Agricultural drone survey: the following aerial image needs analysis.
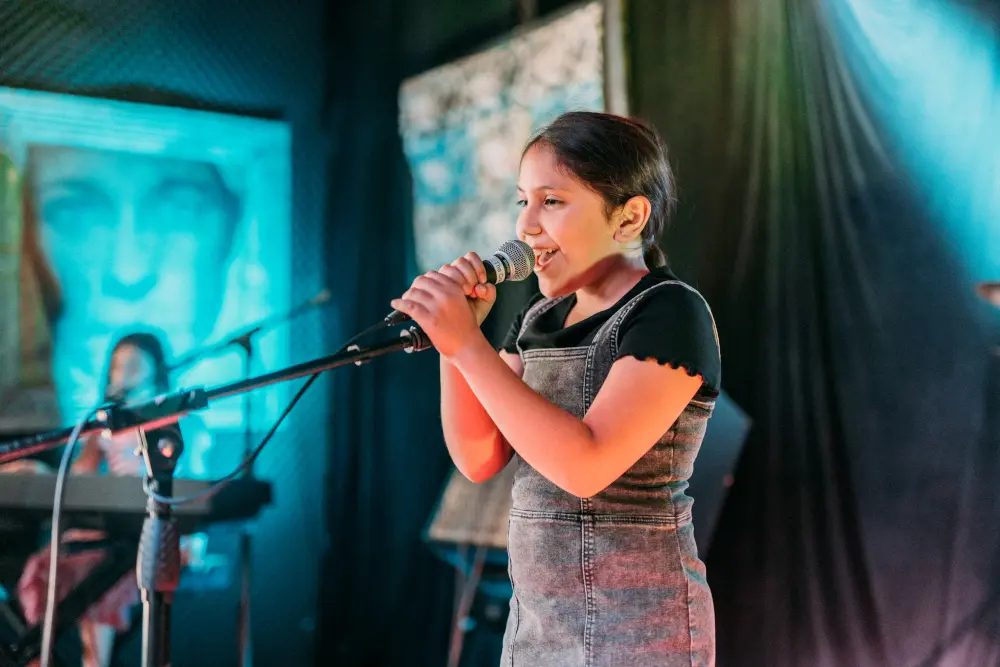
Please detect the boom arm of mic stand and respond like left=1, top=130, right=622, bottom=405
left=169, top=288, right=331, bottom=373
left=0, top=326, right=431, bottom=465
left=0, top=391, right=208, bottom=464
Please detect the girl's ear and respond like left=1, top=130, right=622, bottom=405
left=613, top=195, right=651, bottom=243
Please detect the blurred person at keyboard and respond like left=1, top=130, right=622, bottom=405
left=4, top=332, right=209, bottom=667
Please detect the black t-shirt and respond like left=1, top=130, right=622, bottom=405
left=500, top=267, right=721, bottom=392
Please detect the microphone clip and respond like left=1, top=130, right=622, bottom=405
left=400, top=326, right=432, bottom=353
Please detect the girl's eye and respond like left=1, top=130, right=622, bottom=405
left=516, top=197, right=562, bottom=207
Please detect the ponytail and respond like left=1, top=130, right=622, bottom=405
left=643, top=243, right=667, bottom=269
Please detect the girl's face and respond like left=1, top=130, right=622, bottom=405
left=515, top=144, right=622, bottom=299
left=108, top=343, right=158, bottom=401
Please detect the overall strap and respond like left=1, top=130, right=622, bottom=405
left=514, top=295, right=572, bottom=356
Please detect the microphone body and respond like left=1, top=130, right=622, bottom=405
left=385, top=240, right=534, bottom=326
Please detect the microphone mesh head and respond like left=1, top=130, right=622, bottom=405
left=498, top=239, right=535, bottom=282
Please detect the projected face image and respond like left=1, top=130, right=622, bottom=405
left=26, top=145, right=241, bottom=417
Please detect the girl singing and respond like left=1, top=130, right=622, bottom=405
left=391, top=111, right=720, bottom=666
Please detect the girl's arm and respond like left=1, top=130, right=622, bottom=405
left=440, top=350, right=522, bottom=482
left=448, top=337, right=701, bottom=498
left=391, top=260, right=701, bottom=497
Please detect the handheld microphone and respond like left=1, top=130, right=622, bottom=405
left=385, top=239, right=535, bottom=326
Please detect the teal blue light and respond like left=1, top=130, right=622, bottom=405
left=828, top=0, right=1000, bottom=281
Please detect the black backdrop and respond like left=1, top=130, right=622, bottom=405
left=630, top=2, right=1000, bottom=666
left=315, top=3, right=537, bottom=664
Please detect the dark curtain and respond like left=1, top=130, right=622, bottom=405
left=629, top=1, right=1000, bottom=666
left=316, top=1, right=478, bottom=664
left=316, top=7, right=449, bottom=667
left=315, top=1, right=540, bottom=664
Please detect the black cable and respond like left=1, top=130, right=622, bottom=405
left=144, top=318, right=392, bottom=506
left=339, top=319, right=391, bottom=352
left=144, top=372, right=319, bottom=505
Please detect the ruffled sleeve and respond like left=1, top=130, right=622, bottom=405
left=616, top=284, right=721, bottom=392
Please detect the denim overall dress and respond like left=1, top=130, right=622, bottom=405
left=500, top=281, right=718, bottom=667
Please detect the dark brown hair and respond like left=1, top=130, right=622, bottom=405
left=101, top=332, right=171, bottom=401
left=523, top=111, right=676, bottom=268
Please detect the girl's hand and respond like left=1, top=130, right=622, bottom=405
left=438, top=252, right=497, bottom=326
left=390, top=252, right=496, bottom=359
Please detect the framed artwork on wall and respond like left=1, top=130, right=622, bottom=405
left=399, top=0, right=625, bottom=273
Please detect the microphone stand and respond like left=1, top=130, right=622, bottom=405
left=169, top=288, right=329, bottom=667
left=237, top=336, right=254, bottom=667
left=169, top=289, right=331, bottom=374
left=0, top=325, right=431, bottom=667
left=137, top=422, right=184, bottom=667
